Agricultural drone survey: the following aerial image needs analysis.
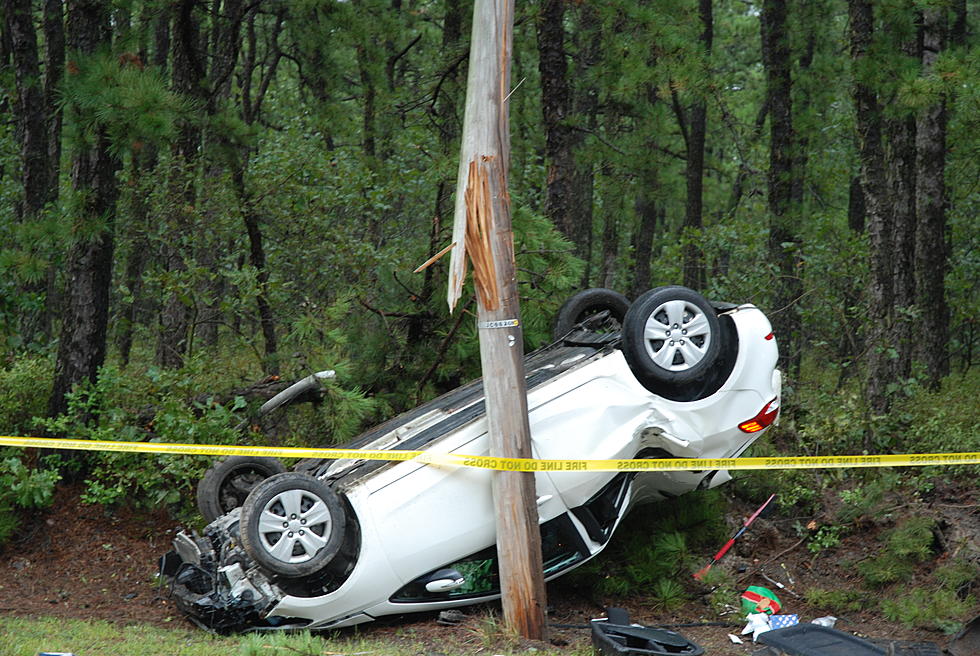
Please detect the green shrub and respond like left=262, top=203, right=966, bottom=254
left=0, top=455, right=60, bottom=546
left=805, top=587, right=865, bottom=614
left=38, top=364, right=243, bottom=512
left=0, top=356, right=52, bottom=435
left=881, top=588, right=975, bottom=633
left=563, top=490, right=726, bottom=601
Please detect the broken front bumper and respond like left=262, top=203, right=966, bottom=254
left=159, top=511, right=287, bottom=632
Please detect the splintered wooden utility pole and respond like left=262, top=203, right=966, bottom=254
left=445, top=0, right=548, bottom=641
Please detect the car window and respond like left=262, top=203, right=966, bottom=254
left=389, top=513, right=589, bottom=602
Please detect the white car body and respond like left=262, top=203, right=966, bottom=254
left=163, top=298, right=779, bottom=632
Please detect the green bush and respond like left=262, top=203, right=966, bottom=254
left=0, top=356, right=52, bottom=435
left=563, top=490, right=726, bottom=601
left=0, top=454, right=60, bottom=545
left=38, top=364, right=244, bottom=511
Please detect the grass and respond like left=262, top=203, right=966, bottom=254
left=0, top=615, right=590, bottom=656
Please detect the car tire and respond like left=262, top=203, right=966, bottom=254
left=621, top=286, right=725, bottom=397
left=197, top=456, right=287, bottom=523
left=240, top=472, right=346, bottom=578
left=553, top=288, right=631, bottom=340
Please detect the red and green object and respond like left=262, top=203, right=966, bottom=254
left=741, top=586, right=782, bottom=615
left=693, top=493, right=776, bottom=580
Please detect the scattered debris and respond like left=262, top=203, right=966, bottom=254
left=436, top=609, right=467, bottom=626
left=760, top=571, right=801, bottom=598
left=770, top=615, right=798, bottom=630
left=742, top=612, right=773, bottom=642
left=728, top=633, right=744, bottom=644
left=948, top=613, right=980, bottom=656
left=756, top=623, right=886, bottom=655
left=810, top=616, right=837, bottom=628
left=740, top=585, right=782, bottom=615
left=591, top=607, right=703, bottom=656
left=694, top=493, right=776, bottom=580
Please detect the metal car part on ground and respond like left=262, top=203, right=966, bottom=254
left=162, top=286, right=781, bottom=632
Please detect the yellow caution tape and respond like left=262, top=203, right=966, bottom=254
left=1, top=436, right=978, bottom=472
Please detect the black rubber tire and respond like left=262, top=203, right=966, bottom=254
left=197, top=456, right=287, bottom=523
left=240, top=472, right=346, bottom=578
left=553, top=288, right=631, bottom=340
left=621, top=286, right=723, bottom=395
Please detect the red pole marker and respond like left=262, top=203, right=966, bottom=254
left=694, top=493, right=776, bottom=580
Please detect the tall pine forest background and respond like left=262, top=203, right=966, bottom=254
left=0, top=0, right=977, bottom=517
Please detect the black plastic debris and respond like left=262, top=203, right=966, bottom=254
left=437, top=609, right=467, bottom=626
left=868, top=640, right=944, bottom=656
left=754, top=623, right=948, bottom=656
left=591, top=607, right=703, bottom=656
left=948, top=613, right=980, bottom=656
left=756, top=624, right=885, bottom=655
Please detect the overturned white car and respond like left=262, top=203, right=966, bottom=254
left=160, top=286, right=781, bottom=632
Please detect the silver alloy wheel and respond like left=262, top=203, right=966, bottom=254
left=642, top=299, right=712, bottom=372
left=256, top=488, right=333, bottom=564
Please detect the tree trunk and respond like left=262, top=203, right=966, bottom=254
left=157, top=0, right=204, bottom=369
left=682, top=0, right=711, bottom=292
left=914, top=6, right=949, bottom=388
left=119, top=6, right=168, bottom=366
left=537, top=0, right=577, bottom=251
left=761, top=0, right=801, bottom=378
left=884, top=110, right=916, bottom=382
left=8, top=0, right=58, bottom=343
left=48, top=0, right=119, bottom=418
left=8, top=0, right=49, bottom=221
left=630, top=185, right=661, bottom=301
left=849, top=0, right=892, bottom=418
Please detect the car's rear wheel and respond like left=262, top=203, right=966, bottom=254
left=553, top=288, right=631, bottom=340
left=622, top=286, right=725, bottom=398
left=240, top=472, right=346, bottom=578
left=197, top=456, right=287, bottom=523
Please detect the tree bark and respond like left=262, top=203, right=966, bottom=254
left=630, top=186, right=661, bottom=301
left=8, top=0, right=59, bottom=343
left=8, top=0, right=49, bottom=221
left=849, top=0, right=892, bottom=417
left=914, top=7, right=949, bottom=387
left=48, top=0, right=120, bottom=418
left=537, top=0, right=594, bottom=272
left=157, top=0, right=204, bottom=369
left=761, top=0, right=801, bottom=378
left=682, top=0, right=712, bottom=292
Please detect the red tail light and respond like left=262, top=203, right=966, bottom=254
left=739, top=398, right=780, bottom=433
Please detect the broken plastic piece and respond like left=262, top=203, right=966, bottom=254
left=592, top=607, right=704, bottom=655
left=742, top=612, right=772, bottom=641
left=810, top=615, right=837, bottom=628
left=758, top=624, right=885, bottom=655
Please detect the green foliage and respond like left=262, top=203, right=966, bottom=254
left=0, top=455, right=61, bottom=546
left=700, top=567, right=740, bottom=616
left=881, top=588, right=976, bottom=633
left=38, top=364, right=242, bottom=510
left=0, top=357, right=53, bottom=434
left=807, top=524, right=847, bottom=554
left=60, top=50, right=193, bottom=157
left=857, top=516, right=936, bottom=587
left=805, top=587, right=866, bottom=614
left=564, top=490, right=726, bottom=601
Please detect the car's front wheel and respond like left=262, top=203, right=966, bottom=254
left=197, top=456, right=287, bottom=523
left=621, top=286, right=725, bottom=398
left=553, top=288, right=631, bottom=341
left=240, top=472, right=347, bottom=578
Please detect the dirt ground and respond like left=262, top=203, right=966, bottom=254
left=0, top=483, right=976, bottom=655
